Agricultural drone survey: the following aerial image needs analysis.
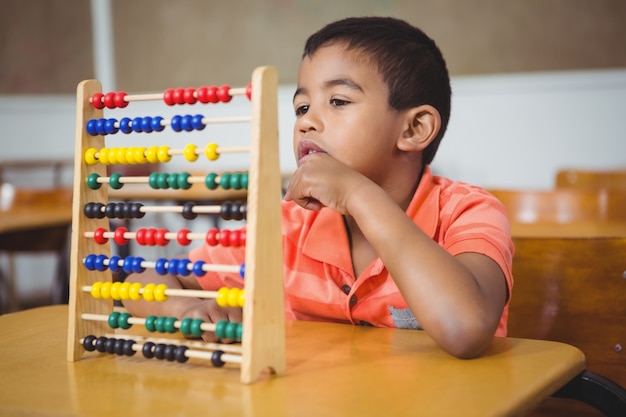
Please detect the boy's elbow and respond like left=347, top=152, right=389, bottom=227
left=436, top=321, right=496, bottom=359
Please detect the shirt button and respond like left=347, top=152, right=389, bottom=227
left=341, top=285, right=351, bottom=295
left=349, top=295, right=358, bottom=307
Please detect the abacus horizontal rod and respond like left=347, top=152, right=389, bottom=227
left=123, top=87, right=248, bottom=103
left=80, top=282, right=242, bottom=299
left=110, top=333, right=244, bottom=354
left=81, top=312, right=225, bottom=334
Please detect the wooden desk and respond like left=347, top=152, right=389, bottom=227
left=510, top=221, right=626, bottom=238
left=0, top=305, right=585, bottom=417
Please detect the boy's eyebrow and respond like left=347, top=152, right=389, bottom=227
left=293, top=78, right=364, bottom=102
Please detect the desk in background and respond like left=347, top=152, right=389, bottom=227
left=0, top=305, right=586, bottom=417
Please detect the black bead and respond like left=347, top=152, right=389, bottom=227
left=182, top=202, right=197, bottom=220
left=142, top=342, right=155, bottom=359
left=154, top=343, right=167, bottom=360
left=105, top=203, right=116, bottom=218
left=123, top=340, right=136, bottom=356
left=164, top=344, right=177, bottom=361
left=83, top=335, right=97, bottom=352
left=174, top=346, right=189, bottom=363
left=211, top=350, right=226, bottom=368
left=220, top=202, right=231, bottom=220
left=95, top=336, right=108, bottom=353
left=104, top=337, right=116, bottom=354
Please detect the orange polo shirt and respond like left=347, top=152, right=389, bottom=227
left=190, top=166, right=514, bottom=336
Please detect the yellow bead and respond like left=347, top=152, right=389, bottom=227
left=100, top=282, right=112, bottom=299
left=98, top=147, right=109, bottom=165
left=216, top=287, right=229, bottom=307
left=135, top=147, right=147, bottom=164
left=116, top=147, right=128, bottom=165
left=145, top=146, right=159, bottom=163
left=183, top=144, right=199, bottom=162
left=109, top=282, right=121, bottom=300
left=142, top=283, right=156, bottom=302
left=205, top=143, right=220, bottom=161
left=227, top=288, right=240, bottom=307
left=157, top=146, right=172, bottom=163
left=238, top=290, right=245, bottom=308
left=118, top=282, right=131, bottom=300
left=128, top=282, right=143, bottom=301
left=90, top=281, right=102, bottom=299
left=84, top=148, right=98, bottom=165
left=125, top=147, right=136, bottom=164
left=153, top=283, right=169, bottom=302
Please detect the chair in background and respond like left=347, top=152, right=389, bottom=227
left=555, top=168, right=626, bottom=190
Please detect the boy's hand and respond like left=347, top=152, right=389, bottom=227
left=178, top=299, right=243, bottom=343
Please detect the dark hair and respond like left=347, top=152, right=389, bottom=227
left=303, top=16, right=451, bottom=165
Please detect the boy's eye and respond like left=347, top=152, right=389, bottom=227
left=294, top=104, right=309, bottom=116
left=330, top=98, right=349, bottom=107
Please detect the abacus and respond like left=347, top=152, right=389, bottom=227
left=66, top=66, right=285, bottom=384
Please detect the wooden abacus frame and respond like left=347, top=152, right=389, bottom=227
left=66, top=66, right=285, bottom=384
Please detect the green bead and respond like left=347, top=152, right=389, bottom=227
left=205, top=173, right=218, bottom=190
left=190, top=318, right=204, bottom=337
left=107, top=311, right=120, bottom=329
left=154, top=316, right=166, bottom=333
left=109, top=172, right=123, bottom=189
left=167, top=173, right=179, bottom=189
left=230, top=172, right=241, bottom=190
left=225, top=322, right=238, bottom=340
left=241, top=172, right=249, bottom=189
left=156, top=173, right=169, bottom=189
left=236, top=323, right=243, bottom=341
left=148, top=172, right=159, bottom=189
left=220, top=172, right=231, bottom=190
left=117, top=312, right=132, bottom=329
left=180, top=317, right=192, bottom=335
left=215, top=320, right=227, bottom=339
left=145, top=315, right=157, bottom=332
left=86, top=173, right=101, bottom=190
left=164, top=316, right=177, bottom=333
left=177, top=172, right=191, bottom=190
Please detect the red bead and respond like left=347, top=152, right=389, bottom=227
left=216, top=85, right=232, bottom=102
left=183, top=88, right=197, bottom=104
left=93, top=227, right=108, bottom=244
left=206, top=228, right=219, bottom=246
left=245, top=83, right=252, bottom=100
left=135, top=228, right=147, bottom=245
left=91, top=93, right=104, bottom=109
left=114, top=91, right=128, bottom=108
left=196, top=86, right=209, bottom=103
left=219, top=229, right=231, bottom=247
left=206, top=86, right=218, bottom=103
left=144, top=228, right=156, bottom=246
left=236, top=228, right=246, bottom=246
left=173, top=88, right=185, bottom=105
left=155, top=228, right=169, bottom=246
left=163, top=88, right=175, bottom=106
left=113, top=227, right=129, bottom=245
left=103, top=92, right=116, bottom=109
left=177, top=228, right=192, bottom=246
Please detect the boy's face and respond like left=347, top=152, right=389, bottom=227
left=292, top=43, right=410, bottom=186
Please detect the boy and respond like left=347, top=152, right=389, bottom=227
left=124, top=16, right=514, bottom=359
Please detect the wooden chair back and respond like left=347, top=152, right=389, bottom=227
left=508, top=236, right=626, bottom=390
left=555, top=169, right=626, bottom=190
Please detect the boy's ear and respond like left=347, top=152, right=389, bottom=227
left=397, top=105, right=441, bottom=152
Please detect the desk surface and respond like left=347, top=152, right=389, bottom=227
left=0, top=305, right=585, bottom=417
left=0, top=188, right=73, bottom=234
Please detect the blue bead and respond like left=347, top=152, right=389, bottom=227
left=132, top=257, right=145, bottom=273
left=131, top=117, right=143, bottom=133
left=239, top=263, right=245, bottom=278
left=95, top=119, right=107, bottom=136
left=86, top=119, right=98, bottom=136
left=181, top=115, right=193, bottom=131
left=141, top=117, right=153, bottom=133
left=84, top=254, right=96, bottom=270
left=155, top=258, right=168, bottom=275
left=191, top=114, right=205, bottom=130
left=177, top=259, right=191, bottom=276
left=167, top=259, right=179, bottom=275
left=171, top=115, right=182, bottom=132
left=105, top=118, right=119, bottom=134
left=192, top=261, right=206, bottom=277
left=122, top=256, right=134, bottom=273
left=108, top=255, right=121, bottom=272
left=151, top=116, right=164, bottom=132
left=119, top=117, right=132, bottom=133
left=95, top=254, right=108, bottom=271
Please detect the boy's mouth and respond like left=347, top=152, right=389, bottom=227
left=297, top=140, right=327, bottom=164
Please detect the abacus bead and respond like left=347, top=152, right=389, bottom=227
left=103, top=92, right=116, bottom=109
left=171, top=115, right=182, bottom=131
left=232, top=203, right=245, bottom=220
left=104, top=118, right=118, bottom=134
left=225, top=322, right=238, bottom=340
left=192, top=260, right=206, bottom=277
left=191, top=114, right=204, bottom=130
left=143, top=283, right=155, bottom=301
left=151, top=116, right=165, bottom=132
left=230, top=172, right=242, bottom=190
left=207, top=86, right=219, bottom=103
left=183, top=144, right=198, bottom=162
left=153, top=283, right=168, bottom=302
left=219, top=229, right=231, bottom=246
left=184, top=87, right=196, bottom=104
left=241, top=172, right=249, bottom=189
left=95, top=254, right=108, bottom=271
left=145, top=228, right=157, bottom=245
left=125, top=147, right=137, bottom=164
left=156, top=173, right=169, bottom=189
left=154, top=258, right=168, bottom=275
left=131, top=117, right=143, bottom=133
left=109, top=282, right=122, bottom=300
left=205, top=143, right=219, bottom=161
left=114, top=202, right=126, bottom=219
left=135, top=228, right=146, bottom=245
left=118, top=312, right=132, bottom=329
left=95, top=336, right=108, bottom=352
left=154, top=344, right=166, bottom=360
left=239, top=263, right=245, bottom=279
left=122, top=256, right=134, bottom=273
left=180, top=318, right=192, bottom=336
left=114, top=91, right=128, bottom=108
left=83, top=335, right=97, bottom=351
left=166, top=259, right=179, bottom=275
left=84, top=148, right=98, bottom=165
left=132, top=202, right=145, bottom=218
left=236, top=323, right=243, bottom=340
left=164, top=344, right=177, bottom=361
left=155, top=228, right=169, bottom=246
left=114, top=339, right=125, bottom=355
left=123, top=339, right=136, bottom=356
left=236, top=229, right=246, bottom=246
left=145, top=146, right=159, bottom=163
left=220, top=202, right=231, bottom=220
left=104, top=203, right=115, bottom=218
left=154, top=316, right=166, bottom=333
left=238, top=289, right=245, bottom=308
left=86, top=120, right=98, bottom=136
left=148, top=172, right=159, bottom=189
left=118, top=281, right=131, bottom=299
left=173, top=88, right=185, bottom=105
left=157, top=146, right=172, bottom=163
left=190, top=318, right=204, bottom=337
left=206, top=229, right=218, bottom=246
left=87, top=173, right=101, bottom=190
left=216, top=287, right=229, bottom=307
left=108, top=255, right=122, bottom=272
left=90, top=281, right=102, bottom=298
left=245, top=83, right=252, bottom=100
left=215, top=320, right=227, bottom=339
left=129, top=282, right=143, bottom=300
left=174, top=346, right=189, bottom=363
left=196, top=86, right=209, bottom=103
left=131, top=256, right=146, bottom=273
left=167, top=173, right=179, bottom=189
left=84, top=254, right=96, bottom=270
left=142, top=341, right=156, bottom=358
left=181, top=115, right=193, bottom=131
left=182, top=202, right=197, bottom=220
left=205, top=173, right=218, bottom=190
left=178, top=172, right=191, bottom=189
left=108, top=311, right=120, bottom=329
left=177, top=228, right=191, bottom=245
left=95, top=119, right=107, bottom=135
left=99, top=282, right=112, bottom=299
left=227, top=288, right=240, bottom=307
left=177, top=259, right=191, bottom=276
left=109, top=172, right=123, bottom=189
left=113, top=227, right=129, bottom=245
left=220, top=173, right=231, bottom=190
left=91, top=92, right=104, bottom=109
left=217, top=85, right=232, bottom=102
left=145, top=315, right=157, bottom=332
left=93, top=227, right=108, bottom=244
left=163, top=88, right=175, bottom=106
left=119, top=117, right=133, bottom=133
left=211, top=350, right=226, bottom=368
left=164, top=316, right=177, bottom=333
left=115, top=148, right=128, bottom=165
left=140, top=117, right=153, bottom=133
